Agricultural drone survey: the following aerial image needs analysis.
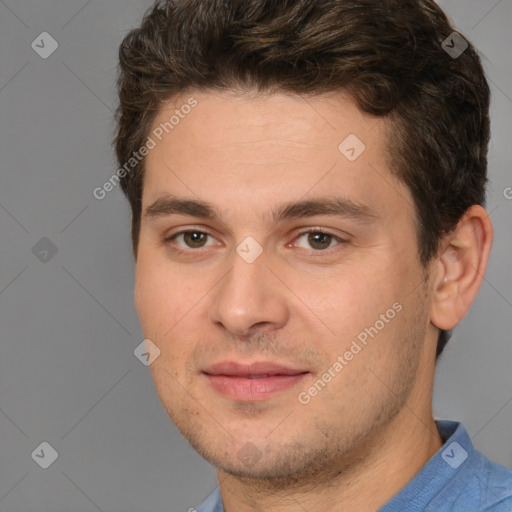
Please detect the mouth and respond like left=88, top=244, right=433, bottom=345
left=202, top=361, right=310, bottom=401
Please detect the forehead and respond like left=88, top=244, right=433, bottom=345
left=142, top=90, right=410, bottom=225
left=149, top=89, right=376, bottom=152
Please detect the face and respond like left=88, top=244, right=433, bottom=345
left=134, top=90, right=437, bottom=485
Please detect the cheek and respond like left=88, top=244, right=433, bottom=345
left=134, top=257, right=205, bottom=355
left=134, top=261, right=155, bottom=329
left=134, top=256, right=174, bottom=332
left=133, top=275, right=145, bottom=321
left=309, top=268, right=409, bottom=365
left=302, top=265, right=391, bottom=326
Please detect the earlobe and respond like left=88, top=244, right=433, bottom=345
left=430, top=205, right=493, bottom=331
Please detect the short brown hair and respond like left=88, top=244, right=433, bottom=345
left=113, top=0, right=490, bottom=358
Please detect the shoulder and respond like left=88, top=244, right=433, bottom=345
left=392, top=420, right=512, bottom=512
left=195, top=486, right=223, bottom=512
left=474, top=452, right=512, bottom=511
left=429, top=447, right=512, bottom=511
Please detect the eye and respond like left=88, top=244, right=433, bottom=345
left=163, top=228, right=347, bottom=254
left=293, top=230, right=346, bottom=251
left=165, top=230, right=219, bottom=250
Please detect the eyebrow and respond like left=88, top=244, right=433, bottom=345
left=143, top=194, right=377, bottom=225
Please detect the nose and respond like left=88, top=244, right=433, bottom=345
left=209, top=247, right=290, bottom=337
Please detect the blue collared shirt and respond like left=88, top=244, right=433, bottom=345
left=196, top=420, right=512, bottom=512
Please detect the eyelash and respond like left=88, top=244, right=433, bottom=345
left=163, top=228, right=348, bottom=254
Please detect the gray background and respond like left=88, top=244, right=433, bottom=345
left=0, top=0, right=510, bottom=511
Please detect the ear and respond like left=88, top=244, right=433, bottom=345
left=430, top=205, right=493, bottom=331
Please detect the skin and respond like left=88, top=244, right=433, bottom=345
left=134, top=90, right=493, bottom=512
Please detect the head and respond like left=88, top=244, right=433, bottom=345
left=113, top=0, right=492, bottom=485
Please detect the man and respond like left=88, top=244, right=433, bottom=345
left=113, top=0, right=512, bottom=510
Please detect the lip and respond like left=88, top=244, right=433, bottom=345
left=203, top=361, right=310, bottom=401
left=203, top=361, right=308, bottom=377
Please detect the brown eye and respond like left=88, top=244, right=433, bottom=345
left=182, top=231, right=208, bottom=248
left=165, top=230, right=216, bottom=250
left=294, top=230, right=344, bottom=251
left=307, top=232, right=333, bottom=250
